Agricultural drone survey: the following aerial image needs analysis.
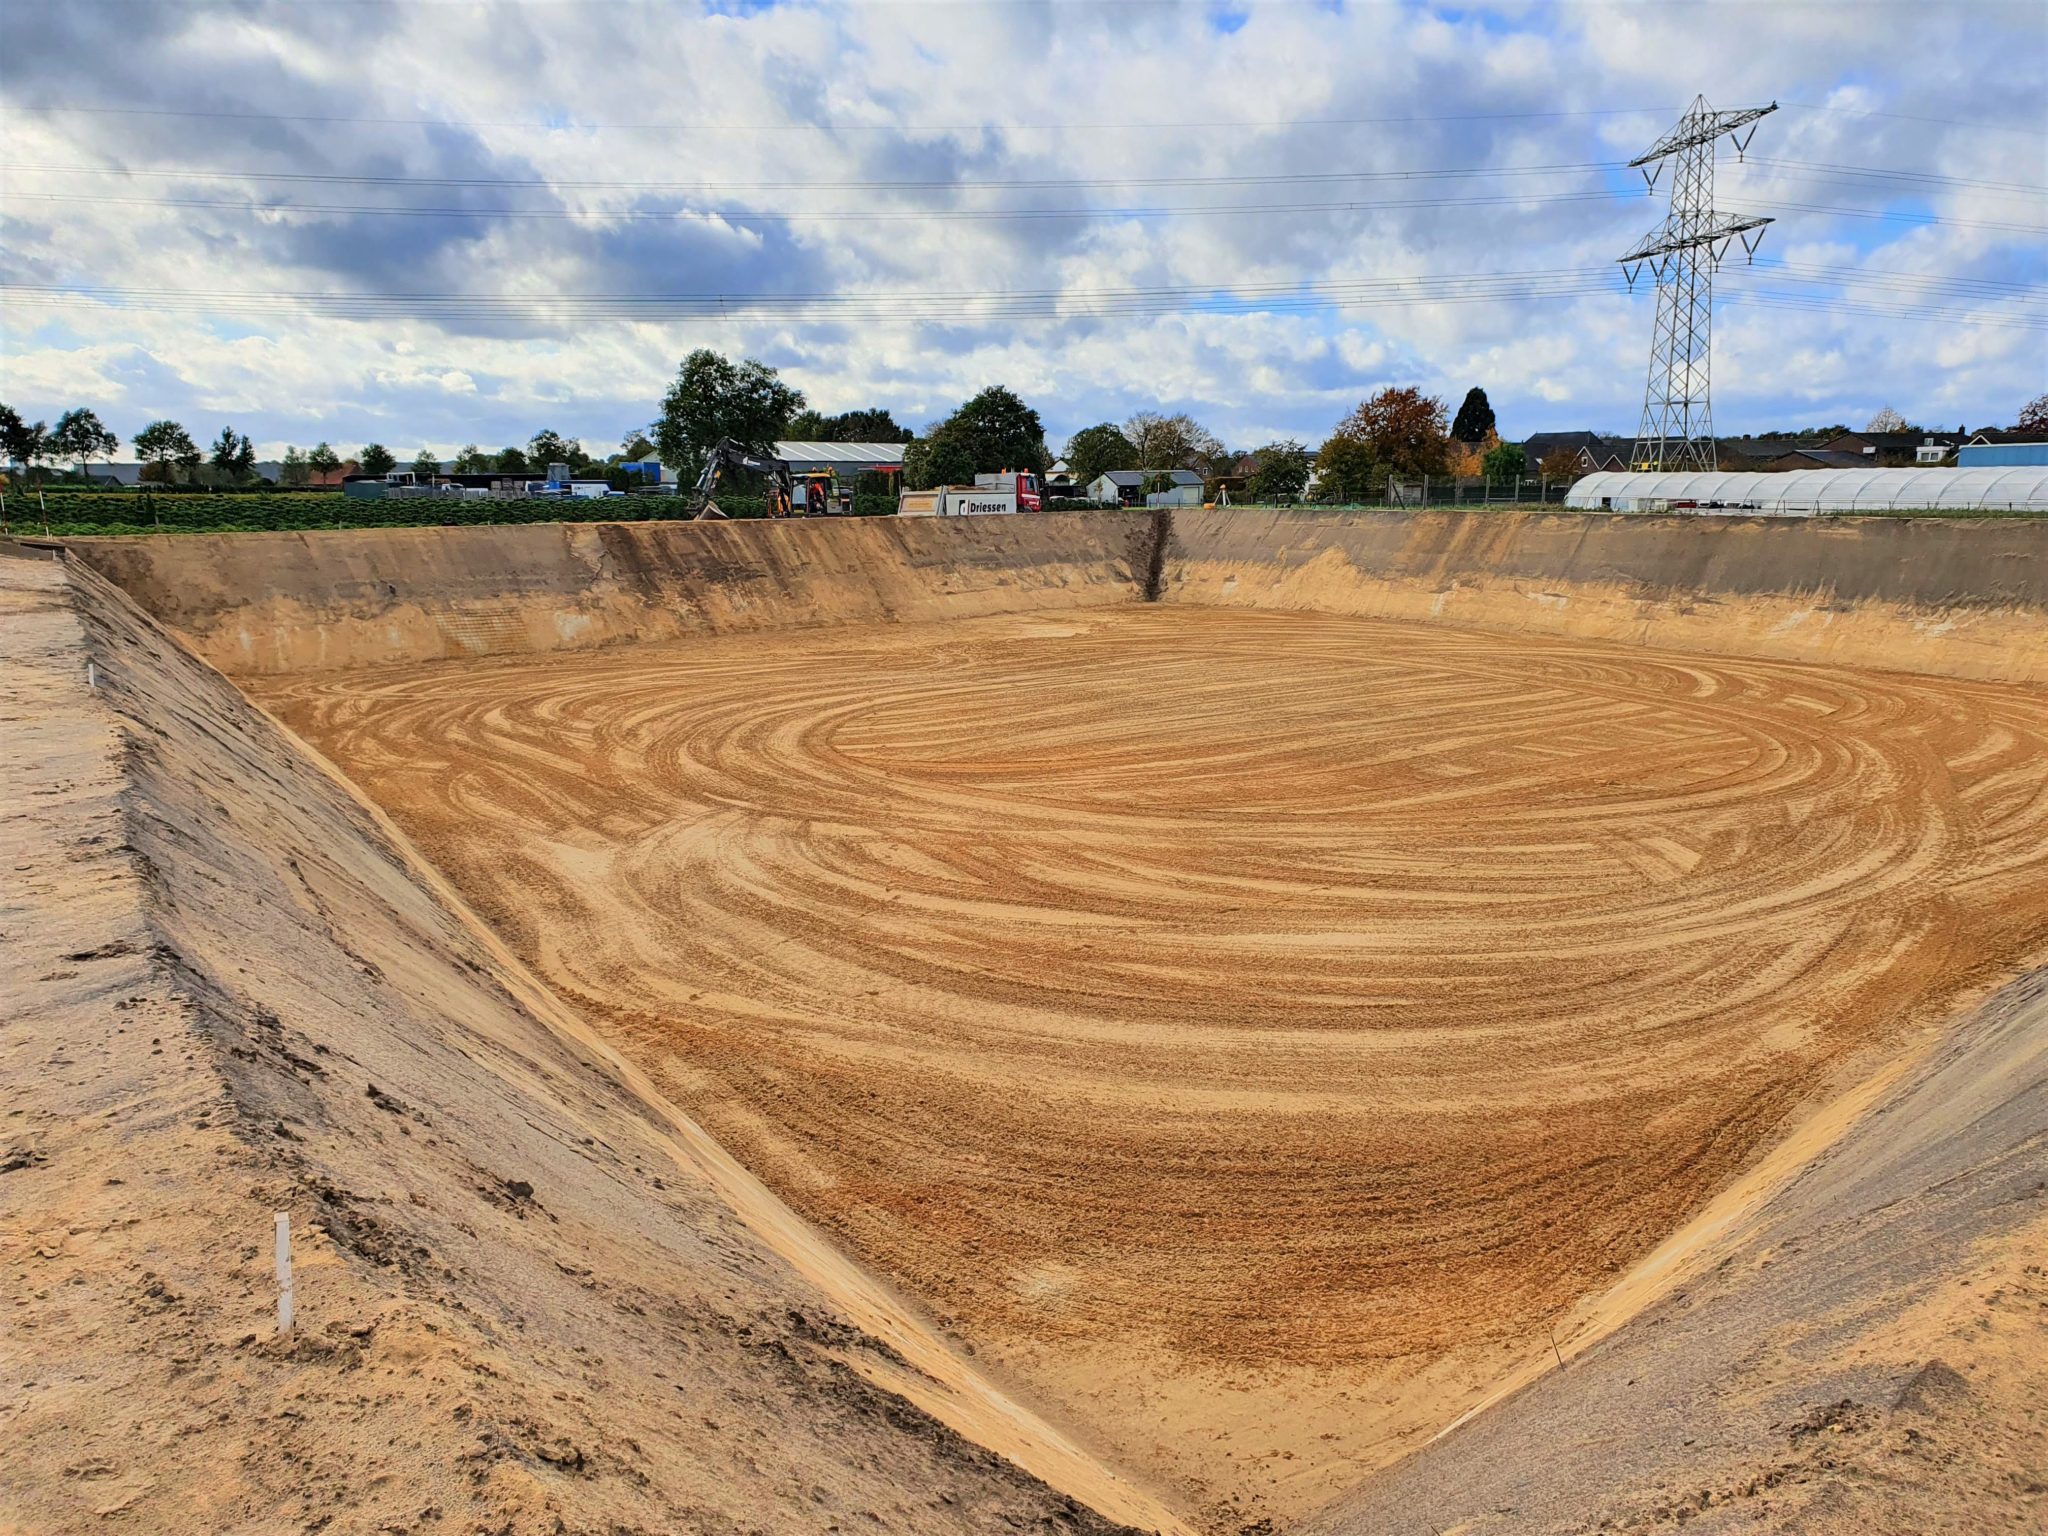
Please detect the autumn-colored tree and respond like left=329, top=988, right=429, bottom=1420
left=1333, top=387, right=1451, bottom=477
left=2017, top=393, right=2048, bottom=433
left=1537, top=447, right=1584, bottom=483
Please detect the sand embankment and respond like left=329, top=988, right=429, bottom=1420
left=35, top=512, right=1156, bottom=675
left=37, top=508, right=2048, bottom=683
left=1163, top=508, right=2048, bottom=683
left=0, top=551, right=1184, bottom=1536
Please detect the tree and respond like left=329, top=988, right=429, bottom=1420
left=1333, top=387, right=1451, bottom=477
left=528, top=429, right=590, bottom=472
left=211, top=425, right=257, bottom=483
left=785, top=406, right=912, bottom=443
left=1481, top=441, right=1527, bottom=480
left=654, top=349, right=805, bottom=484
left=451, top=443, right=492, bottom=474
left=904, top=386, right=1048, bottom=489
left=492, top=446, right=530, bottom=475
left=0, top=403, right=51, bottom=481
left=1062, top=422, right=1138, bottom=487
left=0, top=403, right=23, bottom=469
left=1866, top=406, right=1909, bottom=432
left=1451, top=387, right=1496, bottom=446
left=280, top=445, right=309, bottom=486
left=617, top=431, right=656, bottom=461
left=1537, top=447, right=1584, bottom=483
left=134, top=419, right=199, bottom=483
left=2017, top=394, right=2048, bottom=433
left=1124, top=410, right=1224, bottom=474
left=1311, top=435, right=1378, bottom=502
left=410, top=448, right=442, bottom=480
left=1245, top=440, right=1312, bottom=503
left=307, top=442, right=341, bottom=481
left=53, top=408, right=119, bottom=482
left=358, top=443, right=396, bottom=478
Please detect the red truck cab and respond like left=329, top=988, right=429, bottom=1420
left=975, top=471, right=1042, bottom=512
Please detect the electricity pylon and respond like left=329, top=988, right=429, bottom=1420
left=1620, top=97, right=1777, bottom=472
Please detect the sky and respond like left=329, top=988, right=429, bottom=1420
left=1, top=0, right=2044, bottom=462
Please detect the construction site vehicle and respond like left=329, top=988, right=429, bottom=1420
left=899, top=484, right=1018, bottom=517
left=688, top=438, right=796, bottom=520
left=975, top=470, right=1043, bottom=512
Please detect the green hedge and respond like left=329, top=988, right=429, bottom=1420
left=2, top=489, right=907, bottom=537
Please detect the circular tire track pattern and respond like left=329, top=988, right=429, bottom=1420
left=260, top=607, right=2048, bottom=1517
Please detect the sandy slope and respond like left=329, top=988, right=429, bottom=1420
left=1306, top=964, right=2048, bottom=1535
left=256, top=605, right=2048, bottom=1529
left=1, top=555, right=1180, bottom=1535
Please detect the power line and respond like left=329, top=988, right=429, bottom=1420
left=9, top=155, right=2038, bottom=197
left=11, top=187, right=2041, bottom=234
left=6, top=264, right=2036, bottom=329
left=2, top=99, right=1684, bottom=135
left=0, top=187, right=1662, bottom=222
left=1, top=158, right=1629, bottom=192
left=1778, top=100, right=2046, bottom=136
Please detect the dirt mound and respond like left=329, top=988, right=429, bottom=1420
left=1, top=554, right=1182, bottom=1535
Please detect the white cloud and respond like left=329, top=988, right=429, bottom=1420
left=1, top=0, right=2042, bottom=458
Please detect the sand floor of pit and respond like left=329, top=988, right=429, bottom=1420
left=255, top=606, right=2048, bottom=1529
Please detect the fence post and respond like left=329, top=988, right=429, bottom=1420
left=1422, top=474, right=1428, bottom=506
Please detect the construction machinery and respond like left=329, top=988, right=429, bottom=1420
left=688, top=438, right=797, bottom=520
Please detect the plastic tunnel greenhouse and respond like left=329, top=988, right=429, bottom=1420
left=1564, top=466, right=2048, bottom=515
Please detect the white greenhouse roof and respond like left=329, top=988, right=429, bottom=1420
left=774, top=441, right=910, bottom=467
left=1565, top=466, right=2048, bottom=515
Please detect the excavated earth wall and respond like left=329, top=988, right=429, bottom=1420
left=33, top=507, right=2048, bottom=682
left=1161, top=508, right=2048, bottom=684
left=27, top=512, right=1157, bottom=675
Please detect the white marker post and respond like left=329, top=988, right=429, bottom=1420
left=274, top=1211, right=294, bottom=1333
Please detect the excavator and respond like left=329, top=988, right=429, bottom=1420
left=686, top=438, right=797, bottom=521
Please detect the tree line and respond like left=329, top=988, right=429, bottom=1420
left=644, top=353, right=1546, bottom=502
left=18, top=369, right=2039, bottom=502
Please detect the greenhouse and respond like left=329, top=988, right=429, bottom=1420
left=1565, top=466, right=2048, bottom=515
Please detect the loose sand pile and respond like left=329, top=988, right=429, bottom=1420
left=256, top=604, right=2048, bottom=1528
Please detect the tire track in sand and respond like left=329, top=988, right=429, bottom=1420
left=255, top=606, right=2048, bottom=1528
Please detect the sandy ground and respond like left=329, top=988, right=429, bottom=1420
left=1308, top=960, right=2048, bottom=1535
left=3, top=556, right=1178, bottom=1535
left=255, top=605, right=2048, bottom=1530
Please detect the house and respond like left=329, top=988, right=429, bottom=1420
left=1821, top=430, right=1966, bottom=466
left=1756, top=449, right=1871, bottom=472
left=1717, top=438, right=1836, bottom=467
left=1959, top=428, right=2048, bottom=468
left=1087, top=468, right=1204, bottom=507
left=1521, top=432, right=1628, bottom=474
left=1044, top=457, right=1078, bottom=490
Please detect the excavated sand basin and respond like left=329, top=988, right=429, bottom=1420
left=13, top=509, right=2048, bottom=1534
left=251, top=603, right=2048, bottom=1525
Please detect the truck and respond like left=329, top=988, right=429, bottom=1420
left=975, top=470, right=1043, bottom=513
left=896, top=484, right=1018, bottom=517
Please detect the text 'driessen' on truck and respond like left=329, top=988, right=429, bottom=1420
left=898, top=470, right=1043, bottom=517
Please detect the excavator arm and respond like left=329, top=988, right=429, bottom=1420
left=688, top=438, right=796, bottom=521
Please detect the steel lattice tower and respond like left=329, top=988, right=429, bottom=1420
left=1621, top=96, right=1777, bottom=471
